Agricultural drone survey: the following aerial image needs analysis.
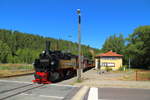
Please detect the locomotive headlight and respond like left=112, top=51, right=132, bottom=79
left=51, top=61, right=55, bottom=65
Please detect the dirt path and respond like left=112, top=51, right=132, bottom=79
left=59, top=69, right=150, bottom=89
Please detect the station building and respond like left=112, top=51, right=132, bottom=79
left=95, top=51, right=123, bottom=71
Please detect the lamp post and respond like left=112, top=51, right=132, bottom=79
left=68, top=35, right=72, bottom=52
left=129, top=57, right=131, bottom=70
left=77, top=9, right=81, bottom=81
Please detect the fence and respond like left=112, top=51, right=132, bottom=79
left=135, top=70, right=150, bottom=81
left=0, top=64, right=34, bottom=77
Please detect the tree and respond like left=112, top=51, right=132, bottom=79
left=126, top=26, right=150, bottom=68
left=102, top=34, right=125, bottom=54
left=14, top=49, right=40, bottom=63
left=0, top=29, right=99, bottom=63
left=0, top=40, right=11, bottom=63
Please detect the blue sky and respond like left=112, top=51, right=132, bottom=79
left=0, top=0, right=150, bottom=49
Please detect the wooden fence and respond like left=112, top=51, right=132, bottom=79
left=135, top=70, right=150, bottom=81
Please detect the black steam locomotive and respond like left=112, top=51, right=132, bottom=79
left=32, top=41, right=77, bottom=84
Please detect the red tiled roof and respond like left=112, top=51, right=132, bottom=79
left=96, top=51, right=123, bottom=57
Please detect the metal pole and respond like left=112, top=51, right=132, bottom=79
left=68, top=35, right=72, bottom=52
left=136, top=70, right=138, bottom=81
left=77, top=9, right=81, bottom=81
left=129, top=57, right=130, bottom=70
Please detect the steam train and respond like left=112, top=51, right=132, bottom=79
left=32, top=41, right=94, bottom=84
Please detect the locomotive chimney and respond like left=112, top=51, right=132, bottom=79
left=46, top=40, right=50, bottom=51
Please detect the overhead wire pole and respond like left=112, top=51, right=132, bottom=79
left=68, top=35, right=72, bottom=52
left=77, top=9, right=81, bottom=81
left=129, top=57, right=131, bottom=70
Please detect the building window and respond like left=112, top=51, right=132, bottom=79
left=101, top=62, right=115, bottom=67
left=107, top=62, right=115, bottom=67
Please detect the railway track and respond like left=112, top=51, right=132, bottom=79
left=0, top=83, right=45, bottom=100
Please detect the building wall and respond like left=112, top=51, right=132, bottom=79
left=95, top=57, right=122, bottom=70
left=95, top=59, right=99, bottom=69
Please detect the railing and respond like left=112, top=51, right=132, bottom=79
left=135, top=70, right=150, bottom=81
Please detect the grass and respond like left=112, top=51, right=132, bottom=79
left=69, top=78, right=84, bottom=85
left=76, top=79, right=83, bottom=83
left=0, top=64, right=33, bottom=70
left=0, top=64, right=34, bottom=77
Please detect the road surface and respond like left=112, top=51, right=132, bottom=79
left=98, top=87, right=150, bottom=100
left=0, top=75, right=150, bottom=100
left=0, top=80, right=79, bottom=100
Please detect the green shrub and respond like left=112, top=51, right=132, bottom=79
left=119, top=65, right=128, bottom=71
left=106, top=67, right=112, bottom=72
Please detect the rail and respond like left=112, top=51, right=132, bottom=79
left=0, top=83, right=44, bottom=100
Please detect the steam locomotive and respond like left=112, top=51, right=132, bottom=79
left=32, top=41, right=94, bottom=84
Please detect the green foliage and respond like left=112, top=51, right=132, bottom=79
left=0, top=29, right=99, bottom=64
left=0, top=40, right=11, bottom=63
left=13, top=49, right=39, bottom=63
left=105, top=67, right=112, bottom=72
left=76, top=79, right=82, bottom=83
left=118, top=65, right=128, bottom=71
left=101, top=26, right=150, bottom=69
left=126, top=26, right=150, bottom=68
left=102, top=34, right=125, bottom=54
left=101, top=34, right=127, bottom=64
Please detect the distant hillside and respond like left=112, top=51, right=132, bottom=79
left=0, top=29, right=99, bottom=63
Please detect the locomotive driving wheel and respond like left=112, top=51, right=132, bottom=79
left=49, top=71, right=61, bottom=82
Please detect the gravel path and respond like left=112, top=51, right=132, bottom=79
left=59, top=69, right=150, bottom=89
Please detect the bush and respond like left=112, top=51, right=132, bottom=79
left=119, top=65, right=128, bottom=71
left=106, top=67, right=112, bottom=72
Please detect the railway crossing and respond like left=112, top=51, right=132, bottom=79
left=0, top=79, right=150, bottom=100
left=0, top=80, right=78, bottom=100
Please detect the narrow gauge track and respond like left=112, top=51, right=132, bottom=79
left=0, top=83, right=45, bottom=100
left=0, top=84, right=33, bottom=94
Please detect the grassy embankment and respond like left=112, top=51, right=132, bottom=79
left=0, top=64, right=34, bottom=77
